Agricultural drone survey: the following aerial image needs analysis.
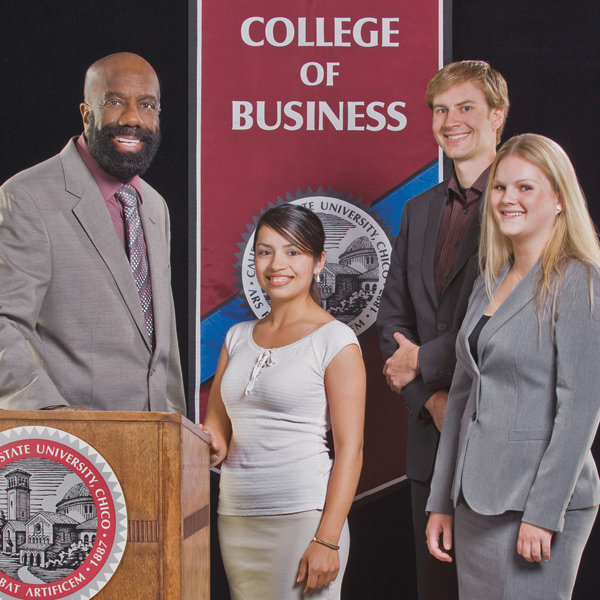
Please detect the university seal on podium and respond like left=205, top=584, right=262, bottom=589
left=237, top=189, right=392, bottom=336
left=0, top=426, right=127, bottom=600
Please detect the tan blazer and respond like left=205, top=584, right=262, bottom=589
left=427, top=261, right=600, bottom=532
left=0, top=139, right=185, bottom=413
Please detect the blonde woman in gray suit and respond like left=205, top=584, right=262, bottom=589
left=425, top=133, right=600, bottom=599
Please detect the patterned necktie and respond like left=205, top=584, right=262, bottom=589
left=115, top=185, right=155, bottom=347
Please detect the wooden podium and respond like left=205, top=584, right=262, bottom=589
left=0, top=411, right=210, bottom=600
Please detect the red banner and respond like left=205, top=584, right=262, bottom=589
left=198, top=0, right=444, bottom=493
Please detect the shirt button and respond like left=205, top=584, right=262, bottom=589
left=438, top=323, right=447, bottom=332
left=454, top=242, right=460, bottom=248
left=471, top=412, right=477, bottom=421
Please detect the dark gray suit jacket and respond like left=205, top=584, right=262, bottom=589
left=0, top=139, right=186, bottom=413
left=427, top=261, right=600, bottom=532
left=377, top=179, right=480, bottom=482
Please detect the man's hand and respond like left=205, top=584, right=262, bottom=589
left=383, top=332, right=421, bottom=393
left=424, top=390, right=449, bottom=432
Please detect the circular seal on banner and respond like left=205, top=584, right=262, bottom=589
left=237, top=189, right=392, bottom=336
left=0, top=426, right=127, bottom=600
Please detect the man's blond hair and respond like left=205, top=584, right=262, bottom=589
left=426, top=60, right=509, bottom=144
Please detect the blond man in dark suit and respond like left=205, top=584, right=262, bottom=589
left=377, top=61, right=508, bottom=600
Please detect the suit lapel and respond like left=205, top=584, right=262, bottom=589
left=442, top=204, right=481, bottom=295
left=455, top=279, right=489, bottom=379
left=454, top=263, right=537, bottom=402
left=422, top=186, right=447, bottom=307
left=61, top=142, right=152, bottom=352
left=477, top=264, right=536, bottom=353
left=452, top=264, right=536, bottom=498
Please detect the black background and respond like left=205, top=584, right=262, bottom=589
left=1, top=1, right=599, bottom=597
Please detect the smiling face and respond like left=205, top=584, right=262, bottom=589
left=80, top=53, right=161, bottom=182
left=254, top=225, right=325, bottom=304
left=490, top=154, right=562, bottom=253
left=432, top=80, right=504, bottom=166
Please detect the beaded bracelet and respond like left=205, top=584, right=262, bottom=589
left=312, top=536, right=340, bottom=551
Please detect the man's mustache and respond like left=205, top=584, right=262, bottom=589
left=101, top=124, right=158, bottom=144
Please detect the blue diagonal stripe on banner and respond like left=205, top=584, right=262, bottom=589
left=372, top=162, right=439, bottom=237
left=201, top=299, right=253, bottom=383
left=200, top=161, right=439, bottom=383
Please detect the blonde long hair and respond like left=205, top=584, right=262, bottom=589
left=481, top=133, right=600, bottom=321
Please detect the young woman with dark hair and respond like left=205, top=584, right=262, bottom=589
left=202, top=204, right=366, bottom=599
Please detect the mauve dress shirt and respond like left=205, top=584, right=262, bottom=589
left=75, top=133, right=144, bottom=250
left=433, top=165, right=491, bottom=298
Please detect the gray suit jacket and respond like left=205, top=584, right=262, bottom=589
left=377, top=180, right=480, bottom=481
left=0, top=139, right=186, bottom=413
left=427, top=261, right=600, bottom=532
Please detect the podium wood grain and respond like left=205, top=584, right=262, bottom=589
left=0, top=411, right=210, bottom=600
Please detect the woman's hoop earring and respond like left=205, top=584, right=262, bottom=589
left=314, top=271, right=323, bottom=284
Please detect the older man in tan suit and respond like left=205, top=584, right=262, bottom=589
left=0, top=52, right=185, bottom=414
